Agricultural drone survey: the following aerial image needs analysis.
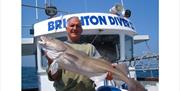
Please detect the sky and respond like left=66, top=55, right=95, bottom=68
left=22, top=0, right=158, bottom=67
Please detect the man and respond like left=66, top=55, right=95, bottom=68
left=45, top=16, right=146, bottom=91
left=46, top=16, right=101, bottom=91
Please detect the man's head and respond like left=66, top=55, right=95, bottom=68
left=66, top=16, right=82, bottom=42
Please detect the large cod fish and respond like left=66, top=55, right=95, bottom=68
left=38, top=36, right=146, bottom=91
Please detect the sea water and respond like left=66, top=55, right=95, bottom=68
left=22, top=67, right=158, bottom=89
left=22, top=67, right=38, bottom=89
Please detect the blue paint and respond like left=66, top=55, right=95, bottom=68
left=47, top=15, right=134, bottom=31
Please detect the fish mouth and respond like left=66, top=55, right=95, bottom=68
left=38, top=36, right=49, bottom=45
left=38, top=38, right=46, bottom=45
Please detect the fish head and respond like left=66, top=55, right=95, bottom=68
left=38, top=36, right=67, bottom=52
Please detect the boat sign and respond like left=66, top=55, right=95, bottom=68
left=34, top=13, right=135, bottom=36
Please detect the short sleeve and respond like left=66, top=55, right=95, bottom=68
left=89, top=44, right=101, bottom=58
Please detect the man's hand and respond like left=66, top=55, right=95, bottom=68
left=47, top=69, right=61, bottom=81
left=43, top=50, right=61, bottom=81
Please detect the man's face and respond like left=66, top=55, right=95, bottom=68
left=66, top=17, right=82, bottom=42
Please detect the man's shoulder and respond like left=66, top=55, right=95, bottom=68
left=81, top=43, right=96, bottom=49
left=83, top=43, right=94, bottom=46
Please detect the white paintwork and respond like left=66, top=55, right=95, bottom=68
left=134, top=35, right=150, bottom=44
left=128, top=67, right=137, bottom=80
left=145, top=83, right=159, bottom=91
left=22, top=38, right=35, bottom=56
left=22, top=38, right=34, bottom=44
left=38, top=73, right=55, bottom=91
left=34, top=13, right=136, bottom=36
left=120, top=32, right=125, bottom=61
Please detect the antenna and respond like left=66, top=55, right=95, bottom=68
left=22, top=4, right=69, bottom=14
left=49, top=0, right=52, bottom=6
left=35, top=0, right=39, bottom=21
left=120, top=0, right=124, bottom=8
left=45, top=0, right=47, bottom=7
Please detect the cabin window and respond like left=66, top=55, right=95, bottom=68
left=80, top=34, right=120, bottom=63
left=125, top=35, right=133, bottom=60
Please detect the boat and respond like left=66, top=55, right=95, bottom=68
left=22, top=1, right=159, bottom=91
